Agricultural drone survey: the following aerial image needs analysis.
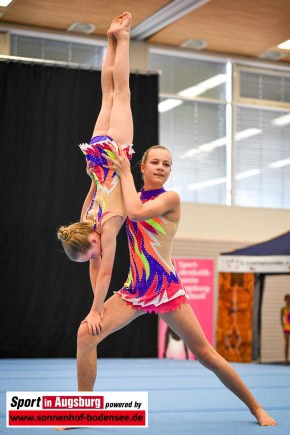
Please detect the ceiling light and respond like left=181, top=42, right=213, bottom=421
left=259, top=50, right=286, bottom=61
left=277, top=39, right=290, bottom=50
left=131, top=0, right=210, bottom=40
left=268, top=158, right=290, bottom=168
left=271, top=113, right=290, bottom=126
left=183, top=128, right=262, bottom=157
left=177, top=74, right=226, bottom=97
left=0, top=0, right=13, bottom=6
left=67, top=22, right=96, bottom=35
left=180, top=148, right=202, bottom=158
left=235, top=169, right=261, bottom=180
left=158, top=99, right=183, bottom=113
left=188, top=177, right=227, bottom=191
left=180, top=39, right=208, bottom=50
left=199, top=136, right=227, bottom=152
left=235, top=128, right=262, bottom=141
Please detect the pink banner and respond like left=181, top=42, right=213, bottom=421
left=158, top=258, right=214, bottom=360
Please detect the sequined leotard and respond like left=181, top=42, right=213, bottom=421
left=282, top=306, right=290, bottom=333
left=117, top=188, right=189, bottom=314
left=80, top=135, right=133, bottom=233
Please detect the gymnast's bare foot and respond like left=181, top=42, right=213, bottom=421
left=107, top=13, right=123, bottom=37
left=252, top=408, right=277, bottom=426
left=113, top=12, right=132, bottom=38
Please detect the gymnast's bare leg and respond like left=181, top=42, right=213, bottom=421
left=159, top=303, right=277, bottom=426
left=77, top=12, right=135, bottom=392
left=55, top=12, right=134, bottom=430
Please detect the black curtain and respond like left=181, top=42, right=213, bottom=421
left=0, top=62, right=159, bottom=357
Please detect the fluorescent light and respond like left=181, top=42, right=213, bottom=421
left=268, top=158, right=290, bottom=168
left=180, top=148, right=201, bottom=158
left=183, top=135, right=226, bottom=156
left=158, top=99, right=183, bottom=113
left=236, top=169, right=261, bottom=180
left=184, top=128, right=262, bottom=157
left=177, top=74, right=226, bottom=97
left=271, top=113, right=290, bottom=126
left=131, top=0, right=210, bottom=40
left=277, top=40, right=290, bottom=50
left=188, top=177, right=227, bottom=191
left=188, top=169, right=261, bottom=192
left=0, top=0, right=13, bottom=5
left=199, top=136, right=227, bottom=152
left=235, top=128, right=262, bottom=141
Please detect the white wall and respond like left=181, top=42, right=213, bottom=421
left=178, top=202, right=290, bottom=243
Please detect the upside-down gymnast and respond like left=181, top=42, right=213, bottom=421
left=57, top=12, right=133, bottom=335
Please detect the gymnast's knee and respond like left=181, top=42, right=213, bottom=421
left=195, top=345, right=220, bottom=371
left=77, top=323, right=103, bottom=350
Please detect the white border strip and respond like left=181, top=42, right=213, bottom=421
left=218, top=255, right=290, bottom=273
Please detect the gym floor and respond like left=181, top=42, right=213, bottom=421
left=1, top=358, right=289, bottom=434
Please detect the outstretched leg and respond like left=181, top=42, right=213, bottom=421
left=107, top=12, right=133, bottom=145
left=77, top=294, right=143, bottom=391
left=160, top=303, right=277, bottom=426
left=91, top=18, right=118, bottom=137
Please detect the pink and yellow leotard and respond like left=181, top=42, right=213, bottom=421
left=117, top=187, right=189, bottom=314
left=79, top=135, right=133, bottom=233
left=282, top=306, right=290, bottom=333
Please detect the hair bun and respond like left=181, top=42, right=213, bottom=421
left=57, top=226, right=70, bottom=242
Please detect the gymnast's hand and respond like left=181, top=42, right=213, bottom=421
left=81, top=309, right=104, bottom=336
left=86, top=160, right=94, bottom=180
left=104, top=143, right=131, bottom=177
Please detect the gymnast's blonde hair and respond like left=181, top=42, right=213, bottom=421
left=141, top=145, right=171, bottom=165
left=57, top=222, right=95, bottom=261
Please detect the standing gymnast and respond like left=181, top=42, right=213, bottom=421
left=57, top=12, right=133, bottom=335
left=76, top=144, right=277, bottom=426
left=281, top=294, right=290, bottom=364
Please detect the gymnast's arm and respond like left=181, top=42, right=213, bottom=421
left=121, top=179, right=179, bottom=222
left=89, top=257, right=101, bottom=294
left=119, top=166, right=180, bottom=221
left=83, top=227, right=116, bottom=335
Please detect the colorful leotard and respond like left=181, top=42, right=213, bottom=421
left=117, top=187, right=189, bottom=314
left=79, top=135, right=134, bottom=233
left=282, top=306, right=290, bottom=333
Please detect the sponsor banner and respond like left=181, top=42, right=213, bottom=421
left=218, top=255, right=290, bottom=273
left=158, top=258, right=214, bottom=360
left=6, top=391, right=148, bottom=428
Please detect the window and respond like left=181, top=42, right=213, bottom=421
left=236, top=106, right=290, bottom=208
left=151, top=52, right=228, bottom=205
left=150, top=51, right=290, bottom=209
left=10, top=34, right=105, bottom=67
left=239, top=69, right=290, bottom=104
